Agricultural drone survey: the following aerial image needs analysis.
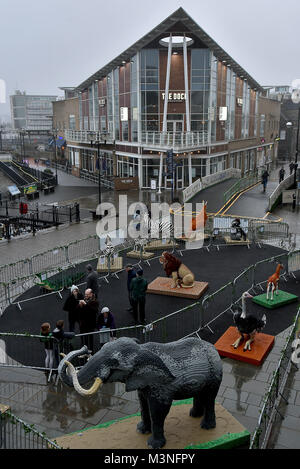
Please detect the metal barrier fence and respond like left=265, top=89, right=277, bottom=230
left=223, top=173, right=260, bottom=205
left=249, top=308, right=300, bottom=449
left=0, top=408, right=61, bottom=449
left=0, top=249, right=298, bottom=374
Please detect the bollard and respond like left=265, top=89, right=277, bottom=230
left=292, top=193, right=296, bottom=211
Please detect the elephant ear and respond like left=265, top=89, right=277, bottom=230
left=125, top=349, right=175, bottom=392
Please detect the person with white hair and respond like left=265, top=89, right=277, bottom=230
left=96, top=306, right=117, bottom=346
left=63, top=285, right=84, bottom=332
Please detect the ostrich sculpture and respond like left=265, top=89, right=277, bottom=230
left=232, top=291, right=266, bottom=351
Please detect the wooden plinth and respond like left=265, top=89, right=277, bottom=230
left=145, top=240, right=178, bottom=251
left=252, top=290, right=299, bottom=309
left=224, top=236, right=250, bottom=246
left=126, top=250, right=155, bottom=260
left=176, top=233, right=210, bottom=242
left=54, top=401, right=250, bottom=450
left=214, top=327, right=274, bottom=366
left=147, top=277, right=209, bottom=299
left=97, top=257, right=123, bottom=273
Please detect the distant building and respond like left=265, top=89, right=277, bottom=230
left=10, top=90, right=57, bottom=131
left=52, top=87, right=79, bottom=162
left=263, top=85, right=298, bottom=162
left=64, top=7, right=281, bottom=189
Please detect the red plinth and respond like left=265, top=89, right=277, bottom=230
left=147, top=277, right=209, bottom=300
left=214, top=327, right=275, bottom=366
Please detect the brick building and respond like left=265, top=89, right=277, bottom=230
left=64, top=7, right=281, bottom=190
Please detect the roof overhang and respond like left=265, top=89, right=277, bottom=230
left=77, top=7, right=263, bottom=93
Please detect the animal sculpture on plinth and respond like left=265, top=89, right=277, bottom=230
left=232, top=291, right=266, bottom=351
left=159, top=251, right=195, bottom=288
left=58, top=337, right=223, bottom=449
left=266, top=264, right=284, bottom=300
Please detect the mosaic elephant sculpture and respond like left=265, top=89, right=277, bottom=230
left=58, top=337, right=223, bottom=449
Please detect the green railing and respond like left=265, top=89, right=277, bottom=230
left=0, top=408, right=62, bottom=449
left=250, top=308, right=300, bottom=449
left=223, top=174, right=260, bottom=206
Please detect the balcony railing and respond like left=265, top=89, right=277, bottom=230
left=65, top=129, right=208, bottom=148
left=65, top=130, right=113, bottom=144
left=141, top=131, right=208, bottom=149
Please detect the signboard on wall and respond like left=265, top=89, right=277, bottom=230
left=120, top=107, right=128, bottom=121
left=282, top=190, right=295, bottom=204
left=166, top=149, right=174, bottom=176
left=150, top=179, right=157, bottom=190
left=114, top=176, right=139, bottom=191
left=161, top=92, right=186, bottom=102
left=24, top=184, right=37, bottom=195
left=219, top=107, right=228, bottom=121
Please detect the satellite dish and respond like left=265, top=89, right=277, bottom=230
left=291, top=89, right=300, bottom=104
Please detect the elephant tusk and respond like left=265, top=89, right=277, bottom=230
left=64, top=360, right=103, bottom=396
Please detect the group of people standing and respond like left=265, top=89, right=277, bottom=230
left=40, top=264, right=116, bottom=373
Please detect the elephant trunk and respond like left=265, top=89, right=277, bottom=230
left=58, top=346, right=103, bottom=396
left=64, top=360, right=103, bottom=396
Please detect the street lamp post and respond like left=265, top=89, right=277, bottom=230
left=52, top=130, right=58, bottom=185
left=90, top=139, right=102, bottom=207
left=294, top=105, right=300, bottom=188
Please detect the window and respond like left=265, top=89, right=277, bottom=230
left=69, top=115, right=76, bottom=130
left=260, top=114, right=265, bottom=137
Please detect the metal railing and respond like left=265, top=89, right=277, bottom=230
left=65, top=130, right=114, bottom=144
left=223, top=173, right=260, bottom=205
left=0, top=249, right=299, bottom=373
left=141, top=131, right=208, bottom=149
left=250, top=308, right=300, bottom=449
left=0, top=408, right=62, bottom=449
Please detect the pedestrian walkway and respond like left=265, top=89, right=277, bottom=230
left=0, top=161, right=299, bottom=449
left=224, top=162, right=291, bottom=219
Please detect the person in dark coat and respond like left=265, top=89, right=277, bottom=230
left=130, top=269, right=148, bottom=325
left=78, top=288, right=99, bottom=351
left=279, top=167, right=285, bottom=183
left=261, top=170, right=269, bottom=193
left=52, top=319, right=75, bottom=366
left=96, top=307, right=117, bottom=344
left=86, top=264, right=99, bottom=297
left=63, top=285, right=84, bottom=332
left=125, top=264, right=136, bottom=312
left=289, top=161, right=295, bottom=175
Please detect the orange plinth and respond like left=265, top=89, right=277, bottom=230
left=214, top=327, right=275, bottom=366
left=147, top=277, right=209, bottom=300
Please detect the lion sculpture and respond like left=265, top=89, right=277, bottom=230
left=159, top=251, right=195, bottom=288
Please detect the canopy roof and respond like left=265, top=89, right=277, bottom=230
left=77, top=7, right=263, bottom=92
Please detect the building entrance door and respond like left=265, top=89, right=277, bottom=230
left=167, top=121, right=184, bottom=133
left=176, top=164, right=184, bottom=189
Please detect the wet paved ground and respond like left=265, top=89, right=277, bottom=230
left=0, top=161, right=300, bottom=448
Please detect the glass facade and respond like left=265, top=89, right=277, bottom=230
left=191, top=49, right=210, bottom=138
left=141, top=49, right=159, bottom=132
left=225, top=68, right=236, bottom=140
left=75, top=36, right=264, bottom=190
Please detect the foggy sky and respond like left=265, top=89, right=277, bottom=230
left=1, top=0, right=299, bottom=118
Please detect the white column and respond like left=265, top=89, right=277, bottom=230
left=136, top=52, right=141, bottom=143
left=138, top=153, right=143, bottom=188
left=183, top=35, right=190, bottom=133
left=162, top=35, right=172, bottom=132
left=92, top=83, right=95, bottom=131
left=111, top=71, right=115, bottom=140
left=188, top=154, right=192, bottom=186
left=158, top=153, right=163, bottom=194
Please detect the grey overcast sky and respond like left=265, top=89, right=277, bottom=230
left=0, top=0, right=299, bottom=118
